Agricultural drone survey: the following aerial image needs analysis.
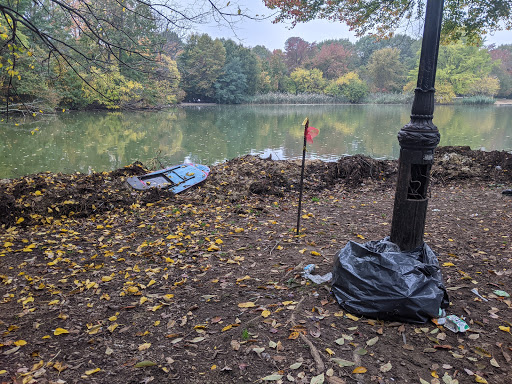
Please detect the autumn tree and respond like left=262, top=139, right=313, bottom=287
left=305, top=43, right=355, bottom=79
left=489, top=45, right=512, bottom=98
left=284, top=37, right=314, bottom=73
left=290, top=67, right=325, bottom=94
left=325, top=72, right=369, bottom=103
left=264, top=0, right=512, bottom=44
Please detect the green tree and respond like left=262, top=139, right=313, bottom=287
left=0, top=1, right=251, bottom=112
left=267, top=49, right=289, bottom=92
left=436, top=42, right=496, bottom=95
left=355, top=34, right=419, bottom=69
left=366, top=47, right=406, bottom=92
left=214, top=57, right=248, bottom=104
left=221, top=39, right=260, bottom=96
left=177, top=34, right=226, bottom=102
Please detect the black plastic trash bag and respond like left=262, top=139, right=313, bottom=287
left=331, top=237, right=449, bottom=323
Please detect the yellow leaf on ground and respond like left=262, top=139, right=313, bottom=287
left=499, top=326, right=510, bottom=333
left=325, top=348, right=335, bottom=356
left=345, top=313, right=359, bottom=321
left=311, top=251, right=321, bottom=256
left=138, top=342, right=151, bottom=351
left=238, top=302, right=256, bottom=308
left=14, top=340, right=27, bottom=346
left=85, top=368, right=100, bottom=375
left=475, top=375, right=488, bottom=384
left=261, top=310, right=271, bottom=318
left=54, top=328, right=69, bottom=335
left=352, top=366, right=367, bottom=374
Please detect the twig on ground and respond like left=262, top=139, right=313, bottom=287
left=287, top=296, right=325, bottom=373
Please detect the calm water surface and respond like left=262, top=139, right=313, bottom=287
left=1, top=104, right=511, bottom=178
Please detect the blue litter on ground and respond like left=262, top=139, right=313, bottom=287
left=126, top=163, right=210, bottom=194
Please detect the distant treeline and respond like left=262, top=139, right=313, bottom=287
left=1, top=2, right=511, bottom=111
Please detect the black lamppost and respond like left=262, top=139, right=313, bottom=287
left=390, top=0, right=445, bottom=251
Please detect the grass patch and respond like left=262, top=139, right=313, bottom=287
left=458, top=96, right=496, bottom=105
left=248, top=92, right=342, bottom=104
left=364, top=92, right=414, bottom=104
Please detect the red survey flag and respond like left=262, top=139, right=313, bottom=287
left=305, top=126, right=319, bottom=144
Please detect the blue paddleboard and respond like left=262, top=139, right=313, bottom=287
left=126, top=163, right=210, bottom=193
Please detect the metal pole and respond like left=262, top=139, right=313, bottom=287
left=390, top=0, right=444, bottom=251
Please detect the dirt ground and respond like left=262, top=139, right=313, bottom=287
left=0, top=146, right=511, bottom=384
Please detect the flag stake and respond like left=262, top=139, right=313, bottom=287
left=297, top=117, right=308, bottom=235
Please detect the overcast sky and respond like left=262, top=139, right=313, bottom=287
left=190, top=1, right=511, bottom=50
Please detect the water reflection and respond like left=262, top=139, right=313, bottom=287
left=0, top=104, right=511, bottom=178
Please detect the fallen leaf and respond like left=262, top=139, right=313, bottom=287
left=331, top=358, right=355, bottom=367
left=474, top=346, right=491, bottom=357
left=53, top=328, right=69, bottom=335
left=366, top=336, right=379, bottom=346
left=261, top=310, right=271, bottom=318
left=345, top=313, right=359, bottom=321
left=53, top=361, right=67, bottom=373
left=85, top=368, right=100, bottom=375
left=230, top=340, right=240, bottom=351
left=289, top=362, right=302, bottom=370
left=138, top=343, right=151, bottom=351
left=352, top=366, right=367, bottom=374
left=311, top=373, right=325, bottom=384
left=474, top=375, right=488, bottom=384
left=135, top=361, right=157, bottom=368
left=238, top=302, right=256, bottom=308
left=380, top=362, right=392, bottom=372
left=260, top=374, right=282, bottom=381
left=325, top=348, right=335, bottom=356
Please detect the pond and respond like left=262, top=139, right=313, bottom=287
left=1, top=104, right=511, bottom=179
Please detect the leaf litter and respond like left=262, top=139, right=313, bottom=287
left=0, top=147, right=511, bottom=383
